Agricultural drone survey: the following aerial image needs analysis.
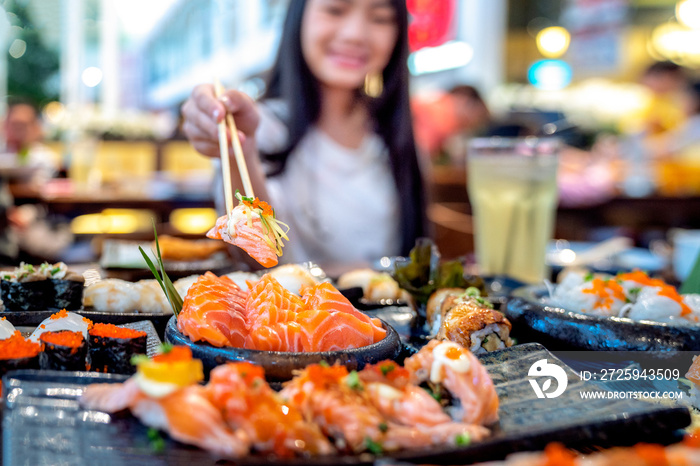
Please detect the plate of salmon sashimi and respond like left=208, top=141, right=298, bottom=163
left=165, top=272, right=401, bottom=380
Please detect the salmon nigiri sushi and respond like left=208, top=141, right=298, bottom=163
left=207, top=191, right=289, bottom=268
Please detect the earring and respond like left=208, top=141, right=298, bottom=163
left=364, top=72, right=383, bottom=98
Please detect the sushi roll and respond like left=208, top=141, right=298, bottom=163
left=51, top=265, right=85, bottom=310
left=29, top=309, right=92, bottom=342
left=426, top=287, right=466, bottom=334
left=0, top=331, right=42, bottom=379
left=88, top=323, right=147, bottom=375
left=1, top=263, right=54, bottom=311
left=0, top=262, right=84, bottom=311
left=428, top=288, right=513, bottom=354
left=0, top=317, right=17, bottom=340
left=437, top=300, right=514, bottom=354
left=39, top=330, right=88, bottom=371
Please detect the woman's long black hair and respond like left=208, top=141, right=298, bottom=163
left=260, top=0, right=425, bottom=256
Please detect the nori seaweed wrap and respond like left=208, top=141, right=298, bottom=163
left=0, top=331, right=41, bottom=379
left=52, top=271, right=85, bottom=310
left=88, top=323, right=147, bottom=375
left=0, top=263, right=84, bottom=312
left=0, top=279, right=54, bottom=311
left=40, top=330, right=87, bottom=371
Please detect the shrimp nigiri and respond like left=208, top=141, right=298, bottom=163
left=80, top=346, right=250, bottom=459
left=207, top=191, right=289, bottom=268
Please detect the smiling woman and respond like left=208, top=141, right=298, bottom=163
left=181, top=0, right=426, bottom=267
left=301, top=0, right=398, bottom=91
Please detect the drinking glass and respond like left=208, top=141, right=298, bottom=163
left=467, top=137, right=559, bottom=284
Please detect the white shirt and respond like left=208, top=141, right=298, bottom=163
left=257, top=103, right=400, bottom=265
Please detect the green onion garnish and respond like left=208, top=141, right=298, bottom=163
left=147, top=428, right=166, bottom=453
left=130, top=354, right=149, bottom=366
left=346, top=370, right=362, bottom=390
left=158, top=343, right=174, bottom=354
left=465, top=287, right=481, bottom=297
left=364, top=437, right=383, bottom=455
left=455, top=433, right=470, bottom=446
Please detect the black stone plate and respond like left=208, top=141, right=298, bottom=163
left=164, top=316, right=402, bottom=381
left=505, top=285, right=700, bottom=351
left=1, top=343, right=689, bottom=465
left=0, top=308, right=172, bottom=339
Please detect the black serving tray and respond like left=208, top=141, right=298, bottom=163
left=505, top=285, right=700, bottom=351
left=1, top=343, right=690, bottom=465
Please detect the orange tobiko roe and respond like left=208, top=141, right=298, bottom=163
left=89, top=323, right=146, bottom=339
left=152, top=346, right=192, bottom=363
left=228, top=361, right=266, bottom=386
left=365, top=360, right=409, bottom=384
left=633, top=443, right=668, bottom=465
left=0, top=331, right=41, bottom=359
left=543, top=442, right=577, bottom=466
left=304, top=364, right=349, bottom=388
left=243, top=197, right=274, bottom=217
left=40, top=330, right=84, bottom=348
left=683, top=428, right=700, bottom=448
left=49, top=309, right=69, bottom=320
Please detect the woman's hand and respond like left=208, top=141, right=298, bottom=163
left=181, top=84, right=260, bottom=158
left=181, top=84, right=270, bottom=209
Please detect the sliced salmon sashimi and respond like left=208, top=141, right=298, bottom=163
left=177, top=272, right=248, bottom=348
left=177, top=273, right=386, bottom=352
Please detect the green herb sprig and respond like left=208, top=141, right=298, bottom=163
left=139, top=222, right=183, bottom=317
left=147, top=428, right=166, bottom=453
left=346, top=370, right=363, bottom=391
left=364, top=437, right=383, bottom=455
left=455, top=433, right=470, bottom=446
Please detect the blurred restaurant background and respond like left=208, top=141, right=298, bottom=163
left=1, top=0, right=700, bottom=270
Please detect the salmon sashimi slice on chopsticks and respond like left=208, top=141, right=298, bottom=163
left=177, top=272, right=249, bottom=348
left=207, top=191, right=289, bottom=268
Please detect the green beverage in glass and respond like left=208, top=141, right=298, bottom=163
left=467, top=137, right=559, bottom=284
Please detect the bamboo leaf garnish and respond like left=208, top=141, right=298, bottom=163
left=139, top=222, right=183, bottom=317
